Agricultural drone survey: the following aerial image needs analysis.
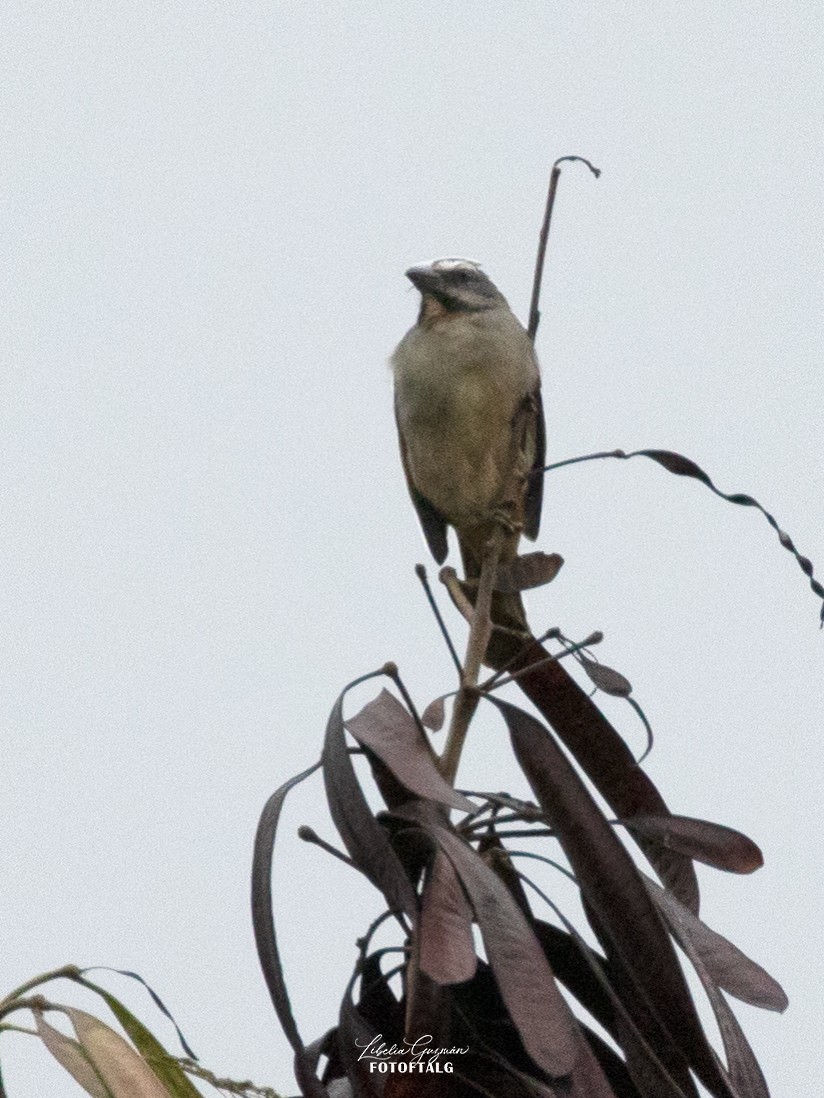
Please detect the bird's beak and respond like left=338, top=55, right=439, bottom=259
left=405, top=265, right=440, bottom=294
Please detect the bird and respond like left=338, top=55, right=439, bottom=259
left=392, top=258, right=545, bottom=635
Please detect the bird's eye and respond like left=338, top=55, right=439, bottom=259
left=454, top=269, right=470, bottom=283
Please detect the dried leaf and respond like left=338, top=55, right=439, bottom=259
left=66, top=1009, right=171, bottom=1098
left=646, top=878, right=788, bottom=1012
left=561, top=1029, right=624, bottom=1097
left=251, top=758, right=337, bottom=1098
left=535, top=919, right=697, bottom=1098
left=580, top=658, right=633, bottom=697
left=450, top=958, right=616, bottom=1097
left=494, top=639, right=700, bottom=912
left=356, top=953, right=404, bottom=1037
left=571, top=447, right=824, bottom=624
left=613, top=1014, right=697, bottom=1098
left=533, top=922, right=618, bottom=1042
left=705, top=989, right=771, bottom=1098
left=625, top=816, right=763, bottom=874
left=433, top=825, right=580, bottom=1078
left=346, top=690, right=473, bottom=812
left=497, top=698, right=737, bottom=1097
left=576, top=1028, right=637, bottom=1097
left=646, top=881, right=773, bottom=1097
left=337, top=988, right=384, bottom=1098
left=420, top=695, right=446, bottom=731
left=496, top=552, right=564, bottom=593
left=322, top=690, right=418, bottom=917
left=419, top=848, right=477, bottom=985
left=35, top=1012, right=111, bottom=1098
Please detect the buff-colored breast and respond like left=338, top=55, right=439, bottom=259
left=392, top=306, right=538, bottom=528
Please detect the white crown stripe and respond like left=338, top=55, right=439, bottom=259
left=430, top=257, right=483, bottom=272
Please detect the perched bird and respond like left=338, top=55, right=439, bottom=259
left=392, top=258, right=545, bottom=633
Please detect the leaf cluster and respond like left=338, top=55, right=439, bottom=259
left=0, top=968, right=274, bottom=1098
left=253, top=656, right=787, bottom=1098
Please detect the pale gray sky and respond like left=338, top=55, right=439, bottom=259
left=2, top=3, right=822, bottom=1096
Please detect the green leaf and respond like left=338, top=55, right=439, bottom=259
left=73, top=982, right=201, bottom=1098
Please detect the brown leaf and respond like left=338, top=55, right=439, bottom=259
left=705, top=989, right=772, bottom=1098
left=645, top=881, right=773, bottom=1097
left=561, top=1029, right=625, bottom=1097
left=251, top=759, right=340, bottom=1098
left=420, top=695, right=446, bottom=732
left=356, top=953, right=404, bottom=1037
left=627, top=447, right=824, bottom=624
left=498, top=698, right=737, bottom=1098
left=346, top=690, right=473, bottom=813
left=624, top=816, right=763, bottom=874
left=322, top=690, right=419, bottom=918
left=493, top=637, right=700, bottom=912
left=434, top=826, right=580, bottom=1078
left=533, top=922, right=618, bottom=1043
left=580, top=658, right=633, bottom=697
left=496, top=552, right=564, bottom=593
left=337, top=993, right=384, bottom=1098
left=645, top=878, right=788, bottom=1012
left=534, top=920, right=695, bottom=1098
left=419, top=848, right=477, bottom=985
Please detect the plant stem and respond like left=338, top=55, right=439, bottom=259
left=439, top=526, right=504, bottom=783
left=0, top=966, right=80, bottom=1012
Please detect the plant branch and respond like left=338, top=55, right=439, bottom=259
left=480, top=630, right=603, bottom=692
left=527, top=156, right=600, bottom=342
left=439, top=525, right=506, bottom=783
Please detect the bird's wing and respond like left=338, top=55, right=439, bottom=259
left=523, top=381, right=545, bottom=541
left=394, top=403, right=449, bottom=564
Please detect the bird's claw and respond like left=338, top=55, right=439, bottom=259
left=491, top=505, right=521, bottom=536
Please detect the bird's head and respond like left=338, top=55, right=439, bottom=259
left=405, top=258, right=507, bottom=316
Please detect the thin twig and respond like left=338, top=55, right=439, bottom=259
left=297, top=826, right=355, bottom=868
left=481, top=827, right=557, bottom=840
left=415, top=563, right=462, bottom=674
left=456, top=800, right=496, bottom=826
left=527, top=156, right=601, bottom=342
left=463, top=811, right=548, bottom=832
left=356, top=909, right=404, bottom=958
left=458, top=791, right=545, bottom=819
left=482, top=625, right=562, bottom=689
left=384, top=661, right=441, bottom=764
left=509, top=850, right=578, bottom=885
left=539, top=448, right=626, bottom=475
left=480, top=630, right=603, bottom=691
left=464, top=811, right=532, bottom=830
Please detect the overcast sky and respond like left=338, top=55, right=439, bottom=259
left=2, top=4, right=822, bottom=1096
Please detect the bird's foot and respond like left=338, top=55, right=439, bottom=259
left=490, top=504, right=522, bottom=537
